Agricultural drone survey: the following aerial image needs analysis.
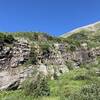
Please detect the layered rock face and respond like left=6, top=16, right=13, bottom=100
left=0, top=37, right=100, bottom=90
left=1, top=21, right=100, bottom=90
left=0, top=38, right=30, bottom=70
left=0, top=38, right=31, bottom=90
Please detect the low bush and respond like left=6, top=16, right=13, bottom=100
left=40, top=42, right=50, bottom=58
left=4, top=34, right=15, bottom=44
left=29, top=46, right=37, bottom=64
left=68, top=83, right=100, bottom=100
left=65, top=61, right=74, bottom=70
left=22, top=74, right=50, bottom=98
left=0, top=33, right=14, bottom=44
left=74, top=74, right=91, bottom=80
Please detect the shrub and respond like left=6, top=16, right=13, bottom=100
left=0, top=32, right=6, bottom=42
left=23, top=74, right=50, bottom=97
left=33, top=32, right=39, bottom=41
left=70, top=45, right=76, bottom=52
left=65, top=61, right=74, bottom=70
left=0, top=32, right=15, bottom=44
left=74, top=74, right=91, bottom=80
left=40, top=43, right=50, bottom=51
left=40, top=43, right=50, bottom=57
left=4, top=34, right=15, bottom=44
left=43, top=33, right=54, bottom=41
left=29, top=47, right=37, bottom=64
left=73, top=68, right=91, bottom=80
left=68, top=83, right=100, bottom=100
left=68, top=30, right=88, bottom=41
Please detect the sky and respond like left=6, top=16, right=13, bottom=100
left=0, top=0, right=100, bottom=36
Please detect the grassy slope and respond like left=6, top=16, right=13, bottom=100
left=61, top=22, right=100, bottom=48
left=0, top=66, right=100, bottom=100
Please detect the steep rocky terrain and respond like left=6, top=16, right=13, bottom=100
left=0, top=22, right=100, bottom=94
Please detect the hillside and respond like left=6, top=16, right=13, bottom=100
left=60, top=21, right=100, bottom=50
left=61, top=21, right=100, bottom=38
left=0, top=22, right=100, bottom=100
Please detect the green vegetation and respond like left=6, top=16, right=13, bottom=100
left=12, top=32, right=56, bottom=42
left=4, top=34, right=15, bottom=44
left=0, top=90, right=59, bottom=100
left=0, top=66, right=100, bottom=100
left=0, top=32, right=14, bottom=44
left=40, top=42, right=51, bottom=55
left=29, top=46, right=38, bottom=65
left=49, top=67, right=100, bottom=99
left=0, top=30, right=100, bottom=100
left=61, top=31, right=88, bottom=51
left=65, top=61, right=74, bottom=70
left=63, top=29, right=100, bottom=49
left=12, top=32, right=38, bottom=40
left=22, top=74, right=50, bottom=97
left=68, top=83, right=100, bottom=100
left=68, top=30, right=88, bottom=41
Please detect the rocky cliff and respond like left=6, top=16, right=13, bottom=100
left=0, top=22, right=100, bottom=90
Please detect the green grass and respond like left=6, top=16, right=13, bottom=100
left=49, top=68, right=89, bottom=96
left=49, top=68, right=100, bottom=97
left=0, top=90, right=59, bottom=100
left=0, top=68, right=100, bottom=100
